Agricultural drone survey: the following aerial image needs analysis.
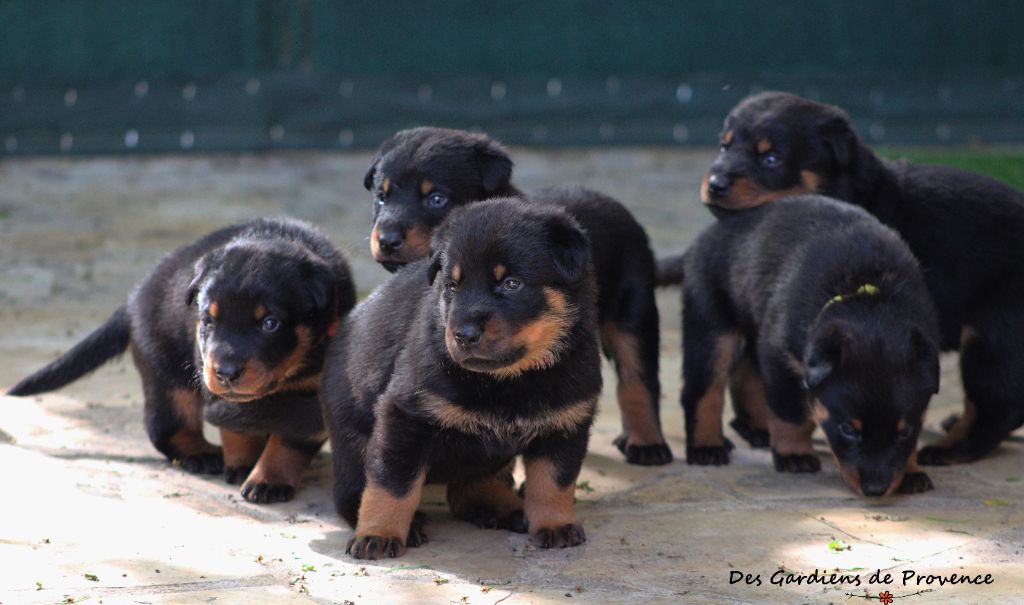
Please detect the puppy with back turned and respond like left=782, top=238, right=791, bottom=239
left=8, top=218, right=355, bottom=502
left=322, top=199, right=600, bottom=559
left=359, top=127, right=668, bottom=465
left=683, top=195, right=940, bottom=496
left=686, top=91, right=1024, bottom=464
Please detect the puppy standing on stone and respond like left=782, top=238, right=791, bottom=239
left=322, top=200, right=600, bottom=559
left=678, top=91, right=1024, bottom=465
left=683, top=195, right=940, bottom=496
left=8, top=218, right=355, bottom=503
left=358, top=127, right=669, bottom=466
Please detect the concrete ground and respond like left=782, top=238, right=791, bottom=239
left=0, top=149, right=1020, bottom=605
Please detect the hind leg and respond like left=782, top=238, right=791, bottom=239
left=447, top=461, right=527, bottom=533
left=603, top=295, right=672, bottom=465
left=728, top=352, right=771, bottom=448
left=919, top=319, right=1024, bottom=465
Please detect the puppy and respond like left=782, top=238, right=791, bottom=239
left=8, top=218, right=355, bottom=502
left=322, top=199, right=600, bottom=559
left=683, top=195, right=940, bottom=496
left=692, top=91, right=1024, bottom=465
left=359, top=127, right=669, bottom=466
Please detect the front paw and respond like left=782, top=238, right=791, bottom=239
left=241, top=480, right=295, bottom=504
left=177, top=451, right=224, bottom=475
left=729, top=417, right=770, bottom=448
left=406, top=511, right=431, bottom=547
left=771, top=450, right=821, bottom=472
left=917, top=444, right=979, bottom=466
left=614, top=434, right=674, bottom=466
left=530, top=523, right=586, bottom=549
left=686, top=438, right=734, bottom=465
left=224, top=465, right=253, bottom=485
left=346, top=535, right=406, bottom=559
left=459, top=504, right=528, bottom=533
left=897, top=471, right=934, bottom=494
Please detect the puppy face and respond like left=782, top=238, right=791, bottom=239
left=186, top=242, right=337, bottom=402
left=804, top=318, right=939, bottom=496
left=427, top=199, right=589, bottom=380
left=362, top=127, right=513, bottom=271
left=702, top=91, right=856, bottom=212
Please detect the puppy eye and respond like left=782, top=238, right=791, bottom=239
left=261, top=317, right=281, bottom=333
left=838, top=422, right=859, bottom=440
left=425, top=192, right=448, bottom=209
left=760, top=151, right=781, bottom=168
left=501, top=278, right=522, bottom=292
left=201, top=314, right=214, bottom=326
left=374, top=197, right=384, bottom=207
left=445, top=280, right=459, bottom=293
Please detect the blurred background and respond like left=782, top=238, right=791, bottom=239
left=2, top=0, right=1024, bottom=155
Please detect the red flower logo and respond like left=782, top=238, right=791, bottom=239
left=879, top=591, right=894, bottom=604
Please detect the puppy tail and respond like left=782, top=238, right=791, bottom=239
left=7, top=305, right=131, bottom=396
left=655, top=253, right=686, bottom=288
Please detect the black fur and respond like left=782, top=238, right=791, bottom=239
left=361, top=127, right=670, bottom=465
left=683, top=195, right=940, bottom=496
left=322, top=199, right=600, bottom=559
left=702, top=91, right=1024, bottom=464
left=8, top=218, right=355, bottom=502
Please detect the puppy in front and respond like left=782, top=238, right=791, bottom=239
left=8, top=218, right=355, bottom=503
left=358, top=127, right=669, bottom=466
left=683, top=195, right=940, bottom=496
left=685, top=91, right=1024, bottom=465
left=322, top=199, right=600, bottom=559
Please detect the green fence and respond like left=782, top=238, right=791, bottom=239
left=2, top=0, right=1022, bottom=155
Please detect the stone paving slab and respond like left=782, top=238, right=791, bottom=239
left=0, top=151, right=1021, bottom=605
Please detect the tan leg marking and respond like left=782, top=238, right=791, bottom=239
left=731, top=356, right=770, bottom=431
left=448, top=464, right=522, bottom=519
left=692, top=333, right=738, bottom=447
left=601, top=322, right=662, bottom=445
left=167, top=387, right=217, bottom=457
left=767, top=408, right=816, bottom=456
left=355, top=470, right=428, bottom=540
left=220, top=429, right=266, bottom=469
left=523, top=458, right=576, bottom=532
left=244, top=434, right=319, bottom=490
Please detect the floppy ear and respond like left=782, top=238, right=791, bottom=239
left=301, top=259, right=336, bottom=316
left=185, top=257, right=208, bottom=308
left=546, top=214, right=590, bottom=284
left=820, top=108, right=856, bottom=168
left=426, top=250, right=443, bottom=285
left=362, top=158, right=379, bottom=191
left=910, top=328, right=941, bottom=394
left=474, top=138, right=513, bottom=194
left=803, top=321, right=849, bottom=390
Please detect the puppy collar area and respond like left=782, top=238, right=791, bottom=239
left=818, top=283, right=880, bottom=316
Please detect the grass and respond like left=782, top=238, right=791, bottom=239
left=878, top=148, right=1024, bottom=191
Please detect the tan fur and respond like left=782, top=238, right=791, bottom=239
left=600, top=323, right=662, bottom=445
left=851, top=418, right=863, bottom=432
left=170, top=387, right=203, bottom=430
left=451, top=263, right=462, bottom=283
left=767, top=410, right=816, bottom=456
left=936, top=398, right=976, bottom=448
left=421, top=392, right=595, bottom=444
left=204, top=326, right=315, bottom=400
left=209, top=302, right=219, bottom=318
left=253, top=304, right=266, bottom=321
left=168, top=427, right=219, bottom=458
left=370, top=223, right=381, bottom=259
left=488, top=288, right=575, bottom=379
left=244, top=434, right=318, bottom=489
left=757, top=138, right=772, bottom=154
left=493, top=263, right=507, bottom=281
left=220, top=429, right=267, bottom=469
left=812, top=398, right=829, bottom=423
left=403, top=224, right=432, bottom=258
left=355, top=470, right=427, bottom=542
left=700, top=171, right=823, bottom=207
left=448, top=463, right=522, bottom=518
left=722, top=130, right=733, bottom=146
left=692, top=333, right=738, bottom=447
left=730, top=356, right=770, bottom=432
left=420, top=179, right=433, bottom=195
left=382, top=178, right=391, bottom=195
left=524, top=458, right=576, bottom=531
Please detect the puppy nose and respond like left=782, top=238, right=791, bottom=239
left=707, top=173, right=731, bottom=197
left=861, top=480, right=889, bottom=497
left=377, top=228, right=405, bottom=252
left=214, top=362, right=243, bottom=385
left=453, top=323, right=483, bottom=348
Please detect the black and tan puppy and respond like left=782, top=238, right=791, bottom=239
left=683, top=195, right=940, bottom=496
left=691, top=91, right=1024, bottom=465
left=359, top=127, right=668, bottom=466
left=8, top=218, right=355, bottom=503
left=322, top=199, right=600, bottom=559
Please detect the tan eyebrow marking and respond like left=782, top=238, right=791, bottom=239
left=420, top=179, right=433, bottom=196
left=757, top=138, right=772, bottom=154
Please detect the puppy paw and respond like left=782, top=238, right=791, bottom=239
left=224, top=465, right=253, bottom=485
left=614, top=434, right=674, bottom=466
left=346, top=535, right=406, bottom=559
left=897, top=471, right=934, bottom=494
left=729, top=417, right=770, bottom=448
left=458, top=504, right=528, bottom=533
left=177, top=451, right=224, bottom=475
left=939, top=413, right=959, bottom=433
left=917, top=444, right=978, bottom=466
left=771, top=450, right=821, bottom=473
left=530, top=523, right=586, bottom=549
left=686, top=439, right=734, bottom=466
left=240, top=480, right=295, bottom=504
left=406, top=511, right=431, bottom=547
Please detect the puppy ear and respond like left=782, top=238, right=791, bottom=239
left=910, top=328, right=941, bottom=394
left=301, top=259, right=336, bottom=316
left=820, top=108, right=856, bottom=168
left=426, top=250, right=443, bottom=286
left=803, top=321, right=849, bottom=389
left=474, top=138, right=513, bottom=194
left=362, top=159, right=378, bottom=191
left=185, top=258, right=208, bottom=308
left=546, top=213, right=590, bottom=284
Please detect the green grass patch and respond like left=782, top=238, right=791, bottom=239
left=878, top=148, right=1024, bottom=191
